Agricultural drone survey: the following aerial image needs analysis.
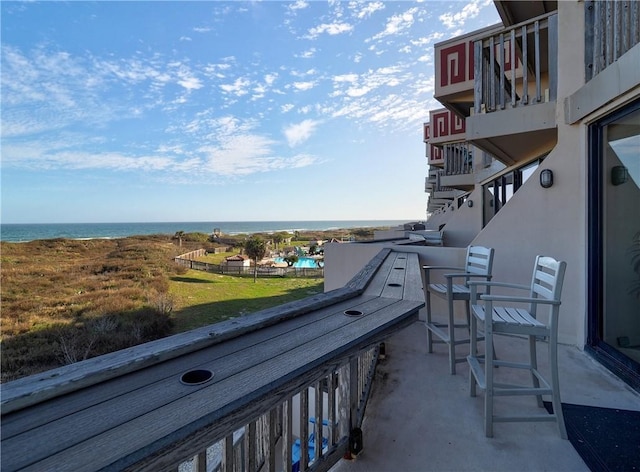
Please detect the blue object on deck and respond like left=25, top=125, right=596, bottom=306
left=291, top=418, right=330, bottom=472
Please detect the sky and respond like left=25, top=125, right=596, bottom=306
left=0, top=0, right=500, bottom=224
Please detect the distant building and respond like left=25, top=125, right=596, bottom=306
left=225, top=254, right=250, bottom=267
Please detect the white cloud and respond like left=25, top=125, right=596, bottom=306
left=220, top=77, right=251, bottom=96
left=284, top=119, right=320, bottom=147
left=288, top=0, right=309, bottom=12
left=307, top=22, right=353, bottom=39
left=297, top=48, right=317, bottom=59
left=177, top=76, right=203, bottom=90
left=439, top=0, right=482, bottom=29
left=411, top=31, right=445, bottom=46
left=371, top=7, right=418, bottom=41
left=350, top=1, right=385, bottom=19
left=293, top=81, right=315, bottom=91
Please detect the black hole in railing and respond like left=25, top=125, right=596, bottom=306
left=180, top=369, right=214, bottom=385
left=388, top=283, right=402, bottom=287
left=394, top=267, right=404, bottom=270
left=398, top=256, right=406, bottom=259
left=344, top=310, right=364, bottom=317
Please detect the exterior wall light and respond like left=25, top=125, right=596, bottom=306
left=467, top=199, right=474, bottom=207
left=540, top=169, right=554, bottom=188
left=611, top=166, right=628, bottom=186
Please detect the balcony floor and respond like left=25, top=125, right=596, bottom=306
left=330, top=320, right=640, bottom=472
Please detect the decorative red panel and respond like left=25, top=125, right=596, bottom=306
left=451, top=113, right=465, bottom=135
left=439, top=43, right=467, bottom=87
left=432, top=110, right=449, bottom=138
left=429, top=145, right=444, bottom=163
left=423, top=123, right=430, bottom=142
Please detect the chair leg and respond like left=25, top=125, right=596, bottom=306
left=464, top=300, right=471, bottom=329
left=528, top=335, right=542, bottom=407
left=425, top=291, right=434, bottom=354
left=484, top=325, right=494, bottom=438
left=549, top=335, right=567, bottom=439
left=469, top=313, right=478, bottom=398
left=447, top=296, right=456, bottom=375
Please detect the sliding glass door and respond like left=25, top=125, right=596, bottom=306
left=588, top=99, right=640, bottom=390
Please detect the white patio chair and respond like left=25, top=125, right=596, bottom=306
left=467, top=255, right=567, bottom=438
left=423, top=246, right=495, bottom=374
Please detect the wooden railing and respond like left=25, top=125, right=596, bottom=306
left=442, top=142, right=473, bottom=176
left=474, top=12, right=557, bottom=114
left=585, top=0, right=640, bottom=81
left=179, top=345, right=380, bottom=472
left=1, top=249, right=424, bottom=472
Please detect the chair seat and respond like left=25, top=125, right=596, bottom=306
left=429, top=283, right=470, bottom=297
left=472, top=305, right=544, bottom=327
left=471, top=306, right=547, bottom=336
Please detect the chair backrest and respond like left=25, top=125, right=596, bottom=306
left=464, top=246, right=495, bottom=277
left=529, top=255, right=567, bottom=317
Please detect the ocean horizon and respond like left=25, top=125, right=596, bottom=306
left=0, top=220, right=415, bottom=243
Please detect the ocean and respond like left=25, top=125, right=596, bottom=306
left=0, top=220, right=412, bottom=243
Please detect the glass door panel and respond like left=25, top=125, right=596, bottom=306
left=602, top=106, right=640, bottom=364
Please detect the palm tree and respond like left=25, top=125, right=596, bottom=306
left=174, top=231, right=185, bottom=248
left=244, top=236, right=267, bottom=282
left=272, top=232, right=285, bottom=250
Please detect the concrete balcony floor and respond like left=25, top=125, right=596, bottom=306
left=330, top=320, right=640, bottom=472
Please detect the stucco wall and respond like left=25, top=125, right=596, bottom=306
left=438, top=188, right=484, bottom=248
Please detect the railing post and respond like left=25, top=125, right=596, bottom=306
left=221, top=434, right=234, bottom=472
left=548, top=14, right=558, bottom=102
left=194, top=451, right=206, bottom=472
left=314, top=381, right=323, bottom=461
left=489, top=35, right=495, bottom=111
left=474, top=40, right=482, bottom=114
left=499, top=32, right=505, bottom=109
left=534, top=20, right=541, bottom=102
left=349, top=356, right=359, bottom=429
left=282, top=398, right=293, bottom=472
left=244, top=421, right=257, bottom=472
left=328, top=371, right=337, bottom=446
left=299, top=389, right=309, bottom=470
left=265, top=408, right=277, bottom=472
left=510, top=29, right=516, bottom=107
left=521, top=24, right=529, bottom=105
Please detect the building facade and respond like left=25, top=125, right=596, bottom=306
left=420, top=0, right=640, bottom=390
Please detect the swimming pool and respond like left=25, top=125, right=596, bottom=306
left=273, top=257, right=323, bottom=268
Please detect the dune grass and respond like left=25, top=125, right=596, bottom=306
left=0, top=226, right=388, bottom=382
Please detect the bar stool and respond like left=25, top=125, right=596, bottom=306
left=467, top=255, right=567, bottom=438
left=423, top=246, right=495, bottom=374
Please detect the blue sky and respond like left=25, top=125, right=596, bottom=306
left=1, top=1, right=500, bottom=224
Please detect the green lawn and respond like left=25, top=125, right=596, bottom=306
left=169, top=269, right=324, bottom=332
